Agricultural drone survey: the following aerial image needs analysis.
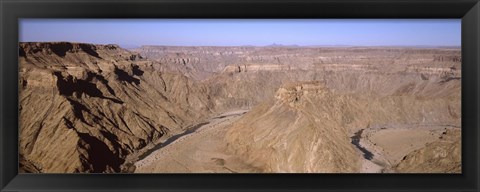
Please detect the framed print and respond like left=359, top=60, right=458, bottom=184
left=1, top=0, right=479, bottom=191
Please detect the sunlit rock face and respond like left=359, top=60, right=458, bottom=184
left=224, top=78, right=459, bottom=173
left=19, top=43, right=461, bottom=173
left=19, top=42, right=213, bottom=173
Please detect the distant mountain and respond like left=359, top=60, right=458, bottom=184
left=120, top=44, right=141, bottom=49
left=265, top=43, right=300, bottom=47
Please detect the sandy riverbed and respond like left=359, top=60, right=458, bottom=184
left=134, top=110, right=458, bottom=173
left=134, top=109, right=259, bottom=173
left=355, top=125, right=459, bottom=173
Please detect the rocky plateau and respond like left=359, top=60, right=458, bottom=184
left=19, top=42, right=461, bottom=173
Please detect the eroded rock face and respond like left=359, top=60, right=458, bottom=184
left=134, top=46, right=461, bottom=79
left=137, top=46, right=461, bottom=113
left=394, top=129, right=461, bottom=173
left=135, top=46, right=461, bottom=173
left=224, top=80, right=460, bottom=173
left=20, top=43, right=461, bottom=173
left=19, top=42, right=213, bottom=173
left=224, top=82, right=360, bottom=173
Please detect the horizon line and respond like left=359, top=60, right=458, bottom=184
left=18, top=41, right=462, bottom=49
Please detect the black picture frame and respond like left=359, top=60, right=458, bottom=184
left=1, top=0, right=479, bottom=191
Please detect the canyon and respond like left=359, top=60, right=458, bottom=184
left=19, top=42, right=461, bottom=173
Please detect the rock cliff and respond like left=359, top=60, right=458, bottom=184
left=19, top=43, right=461, bottom=173
left=19, top=42, right=213, bottom=172
left=224, top=80, right=460, bottom=172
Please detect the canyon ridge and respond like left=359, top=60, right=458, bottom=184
left=19, top=42, right=461, bottom=173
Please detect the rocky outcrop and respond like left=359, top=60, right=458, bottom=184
left=133, top=46, right=461, bottom=79
left=19, top=42, right=213, bottom=173
left=224, top=82, right=360, bottom=173
left=225, top=80, right=460, bottom=173
left=19, top=43, right=461, bottom=173
left=132, top=46, right=462, bottom=173
left=394, top=128, right=461, bottom=173
left=134, top=45, right=461, bottom=113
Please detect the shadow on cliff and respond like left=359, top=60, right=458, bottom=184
left=49, top=42, right=102, bottom=58
left=50, top=43, right=73, bottom=57
left=79, top=44, right=101, bottom=58
left=78, top=133, right=124, bottom=173
left=54, top=71, right=123, bottom=104
left=114, top=67, right=141, bottom=85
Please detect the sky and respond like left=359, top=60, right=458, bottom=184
left=19, top=19, right=461, bottom=48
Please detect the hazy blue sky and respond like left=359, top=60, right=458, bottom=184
left=19, top=19, right=461, bottom=47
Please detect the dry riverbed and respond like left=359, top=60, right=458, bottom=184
left=134, top=109, right=259, bottom=173
left=353, top=125, right=460, bottom=173
left=131, top=110, right=458, bottom=174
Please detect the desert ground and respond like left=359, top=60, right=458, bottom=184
left=18, top=42, right=461, bottom=173
left=133, top=109, right=259, bottom=173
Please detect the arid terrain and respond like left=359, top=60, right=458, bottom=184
left=19, top=42, right=461, bottom=173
